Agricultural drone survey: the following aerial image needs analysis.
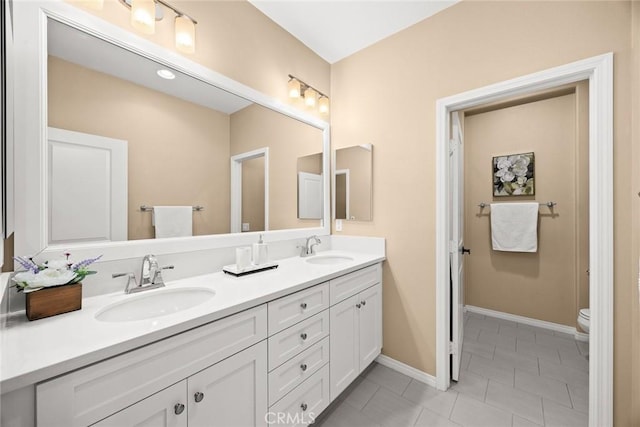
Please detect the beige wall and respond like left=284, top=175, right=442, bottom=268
left=230, top=104, right=323, bottom=230
left=48, top=57, right=231, bottom=240
left=463, top=93, right=584, bottom=327
left=335, top=145, right=372, bottom=221
left=331, top=1, right=636, bottom=423
left=242, top=156, right=265, bottom=232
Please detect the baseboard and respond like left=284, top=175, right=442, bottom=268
left=464, top=305, right=588, bottom=342
left=375, top=354, right=437, bottom=388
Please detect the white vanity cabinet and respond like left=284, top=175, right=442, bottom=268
left=329, top=265, right=382, bottom=400
left=36, top=306, right=268, bottom=427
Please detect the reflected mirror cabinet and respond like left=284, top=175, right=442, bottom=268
left=333, top=144, right=373, bottom=222
left=11, top=0, right=330, bottom=261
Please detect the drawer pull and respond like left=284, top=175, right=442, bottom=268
left=361, top=300, right=367, bottom=306
left=300, top=302, right=308, bottom=309
left=300, top=403, right=308, bottom=412
left=300, top=332, right=308, bottom=340
left=174, top=403, right=185, bottom=415
left=300, top=363, right=308, bottom=372
left=356, top=303, right=361, bottom=308
left=194, top=392, right=205, bottom=403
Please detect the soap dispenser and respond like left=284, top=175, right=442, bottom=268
left=252, top=234, right=268, bottom=265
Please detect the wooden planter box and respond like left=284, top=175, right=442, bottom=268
left=26, top=283, right=82, bottom=321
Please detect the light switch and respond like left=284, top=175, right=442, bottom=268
left=335, top=219, right=343, bottom=232
left=242, top=223, right=250, bottom=232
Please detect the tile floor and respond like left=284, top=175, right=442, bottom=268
left=315, top=311, right=589, bottom=427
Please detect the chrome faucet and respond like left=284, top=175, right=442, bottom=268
left=299, top=235, right=321, bottom=257
left=113, top=255, right=174, bottom=294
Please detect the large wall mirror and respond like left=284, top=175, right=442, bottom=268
left=333, top=144, right=373, bottom=221
left=12, top=1, right=330, bottom=261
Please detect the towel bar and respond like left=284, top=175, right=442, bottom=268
left=140, top=205, right=204, bottom=212
left=478, top=201, right=556, bottom=209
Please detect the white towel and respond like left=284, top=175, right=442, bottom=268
left=490, top=203, right=538, bottom=252
left=152, top=206, right=193, bottom=238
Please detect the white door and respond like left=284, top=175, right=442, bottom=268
left=450, top=112, right=465, bottom=381
left=329, top=294, right=359, bottom=400
left=298, top=172, right=322, bottom=219
left=48, top=127, right=127, bottom=244
left=358, top=284, right=382, bottom=370
left=188, top=341, right=267, bottom=427
left=92, top=381, right=187, bottom=427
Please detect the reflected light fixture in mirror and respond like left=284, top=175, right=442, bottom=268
left=120, top=0, right=197, bottom=53
left=288, top=74, right=329, bottom=115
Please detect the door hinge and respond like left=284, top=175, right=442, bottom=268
left=448, top=341, right=456, bottom=355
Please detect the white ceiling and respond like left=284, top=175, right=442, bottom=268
left=48, top=20, right=252, bottom=114
left=249, top=0, right=460, bottom=64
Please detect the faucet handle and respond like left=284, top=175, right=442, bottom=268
left=113, top=272, right=139, bottom=294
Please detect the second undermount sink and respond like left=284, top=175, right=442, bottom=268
left=96, top=287, right=216, bottom=322
left=305, top=255, right=354, bottom=265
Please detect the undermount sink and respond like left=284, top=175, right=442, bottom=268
left=96, top=287, right=216, bottom=322
left=305, top=255, right=354, bottom=265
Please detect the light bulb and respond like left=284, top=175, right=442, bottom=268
left=175, top=15, right=196, bottom=54
left=319, top=96, right=329, bottom=114
left=131, top=0, right=155, bottom=35
left=304, top=87, right=317, bottom=107
left=288, top=79, right=301, bottom=98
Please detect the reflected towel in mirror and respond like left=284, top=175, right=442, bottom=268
left=152, top=206, right=193, bottom=238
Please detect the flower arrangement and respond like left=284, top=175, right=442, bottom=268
left=492, top=152, right=535, bottom=196
left=12, top=252, right=102, bottom=293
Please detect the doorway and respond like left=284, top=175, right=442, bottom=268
left=230, top=147, right=269, bottom=233
left=435, top=53, right=613, bottom=427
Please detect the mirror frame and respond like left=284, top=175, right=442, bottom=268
left=12, top=0, right=330, bottom=262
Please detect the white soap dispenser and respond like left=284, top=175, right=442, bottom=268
left=252, top=234, right=268, bottom=265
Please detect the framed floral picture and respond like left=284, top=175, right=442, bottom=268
left=492, top=152, right=535, bottom=196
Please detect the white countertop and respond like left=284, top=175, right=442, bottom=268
left=0, top=250, right=384, bottom=394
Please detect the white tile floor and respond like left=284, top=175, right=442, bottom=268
left=315, top=312, right=588, bottom=427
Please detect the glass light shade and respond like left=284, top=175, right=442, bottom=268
left=131, top=0, right=156, bottom=35
left=175, top=16, right=196, bottom=54
left=304, top=87, right=317, bottom=107
left=288, top=79, right=301, bottom=98
left=318, top=96, right=330, bottom=114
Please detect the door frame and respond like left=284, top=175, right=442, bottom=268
left=230, top=147, right=269, bottom=233
left=435, top=53, right=613, bottom=427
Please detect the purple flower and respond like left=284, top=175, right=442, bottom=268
left=71, top=255, right=103, bottom=271
left=14, top=256, right=39, bottom=274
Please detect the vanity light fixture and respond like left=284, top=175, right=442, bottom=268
left=119, top=0, right=198, bottom=53
left=287, top=75, right=329, bottom=114
left=156, top=69, right=176, bottom=80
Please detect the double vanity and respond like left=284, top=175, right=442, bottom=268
left=0, top=246, right=384, bottom=427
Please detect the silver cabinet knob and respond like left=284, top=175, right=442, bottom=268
left=300, top=302, right=308, bottom=309
left=300, top=403, right=308, bottom=411
left=361, top=300, right=366, bottom=306
left=356, top=303, right=361, bottom=308
left=300, top=332, right=308, bottom=340
left=174, top=403, right=185, bottom=415
left=300, top=363, right=308, bottom=372
left=194, top=392, right=204, bottom=403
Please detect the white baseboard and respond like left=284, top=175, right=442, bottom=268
left=465, top=305, right=588, bottom=342
left=375, top=354, right=437, bottom=388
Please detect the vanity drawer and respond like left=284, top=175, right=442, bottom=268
left=268, top=282, right=329, bottom=334
left=268, top=310, right=329, bottom=371
left=268, top=364, right=330, bottom=427
left=36, top=305, right=267, bottom=427
left=269, top=336, right=329, bottom=405
left=330, top=264, right=381, bottom=305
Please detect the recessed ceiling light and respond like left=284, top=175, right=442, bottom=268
left=157, top=69, right=176, bottom=80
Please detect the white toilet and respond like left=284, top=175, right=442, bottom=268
left=577, top=308, right=590, bottom=334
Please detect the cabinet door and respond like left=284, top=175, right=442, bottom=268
left=358, top=283, right=382, bottom=371
left=329, top=294, right=359, bottom=401
left=92, top=381, right=187, bottom=427
left=188, top=341, right=267, bottom=427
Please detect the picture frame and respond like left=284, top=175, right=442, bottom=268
left=492, top=152, right=535, bottom=197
